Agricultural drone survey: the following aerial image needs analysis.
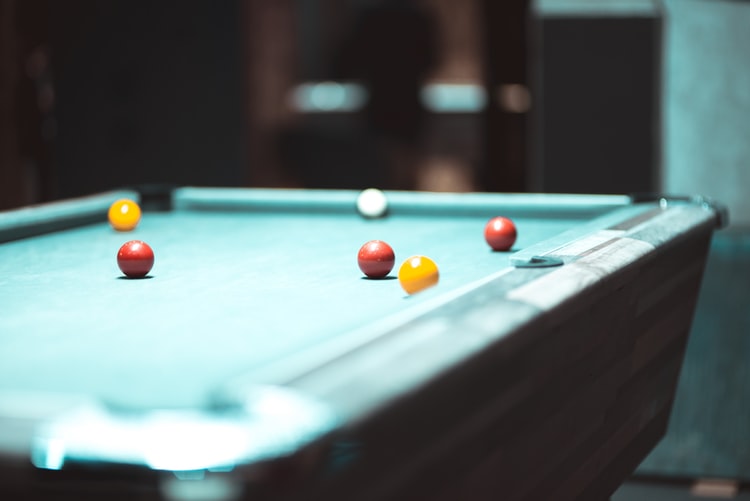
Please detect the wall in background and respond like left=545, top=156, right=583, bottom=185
left=528, top=0, right=662, bottom=196
left=660, top=0, right=750, bottom=227
left=51, top=0, right=245, bottom=199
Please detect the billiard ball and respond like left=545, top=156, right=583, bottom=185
left=398, top=255, right=439, bottom=295
left=358, top=240, right=395, bottom=278
left=108, top=199, right=142, bottom=231
left=484, top=216, right=517, bottom=251
left=117, top=240, right=154, bottom=278
left=356, top=188, right=388, bottom=218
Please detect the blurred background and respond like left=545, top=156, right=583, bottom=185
left=1, top=0, right=749, bottom=497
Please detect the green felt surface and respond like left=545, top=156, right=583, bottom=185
left=0, top=212, right=576, bottom=411
left=0, top=190, right=648, bottom=413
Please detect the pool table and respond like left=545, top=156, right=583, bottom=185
left=0, top=187, right=726, bottom=501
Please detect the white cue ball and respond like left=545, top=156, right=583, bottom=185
left=356, top=188, right=389, bottom=218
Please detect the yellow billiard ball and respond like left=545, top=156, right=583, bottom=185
left=398, top=255, right=439, bottom=295
left=108, top=199, right=141, bottom=231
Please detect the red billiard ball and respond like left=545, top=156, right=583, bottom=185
left=117, top=240, right=154, bottom=278
left=484, top=216, right=517, bottom=251
left=357, top=240, right=395, bottom=278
